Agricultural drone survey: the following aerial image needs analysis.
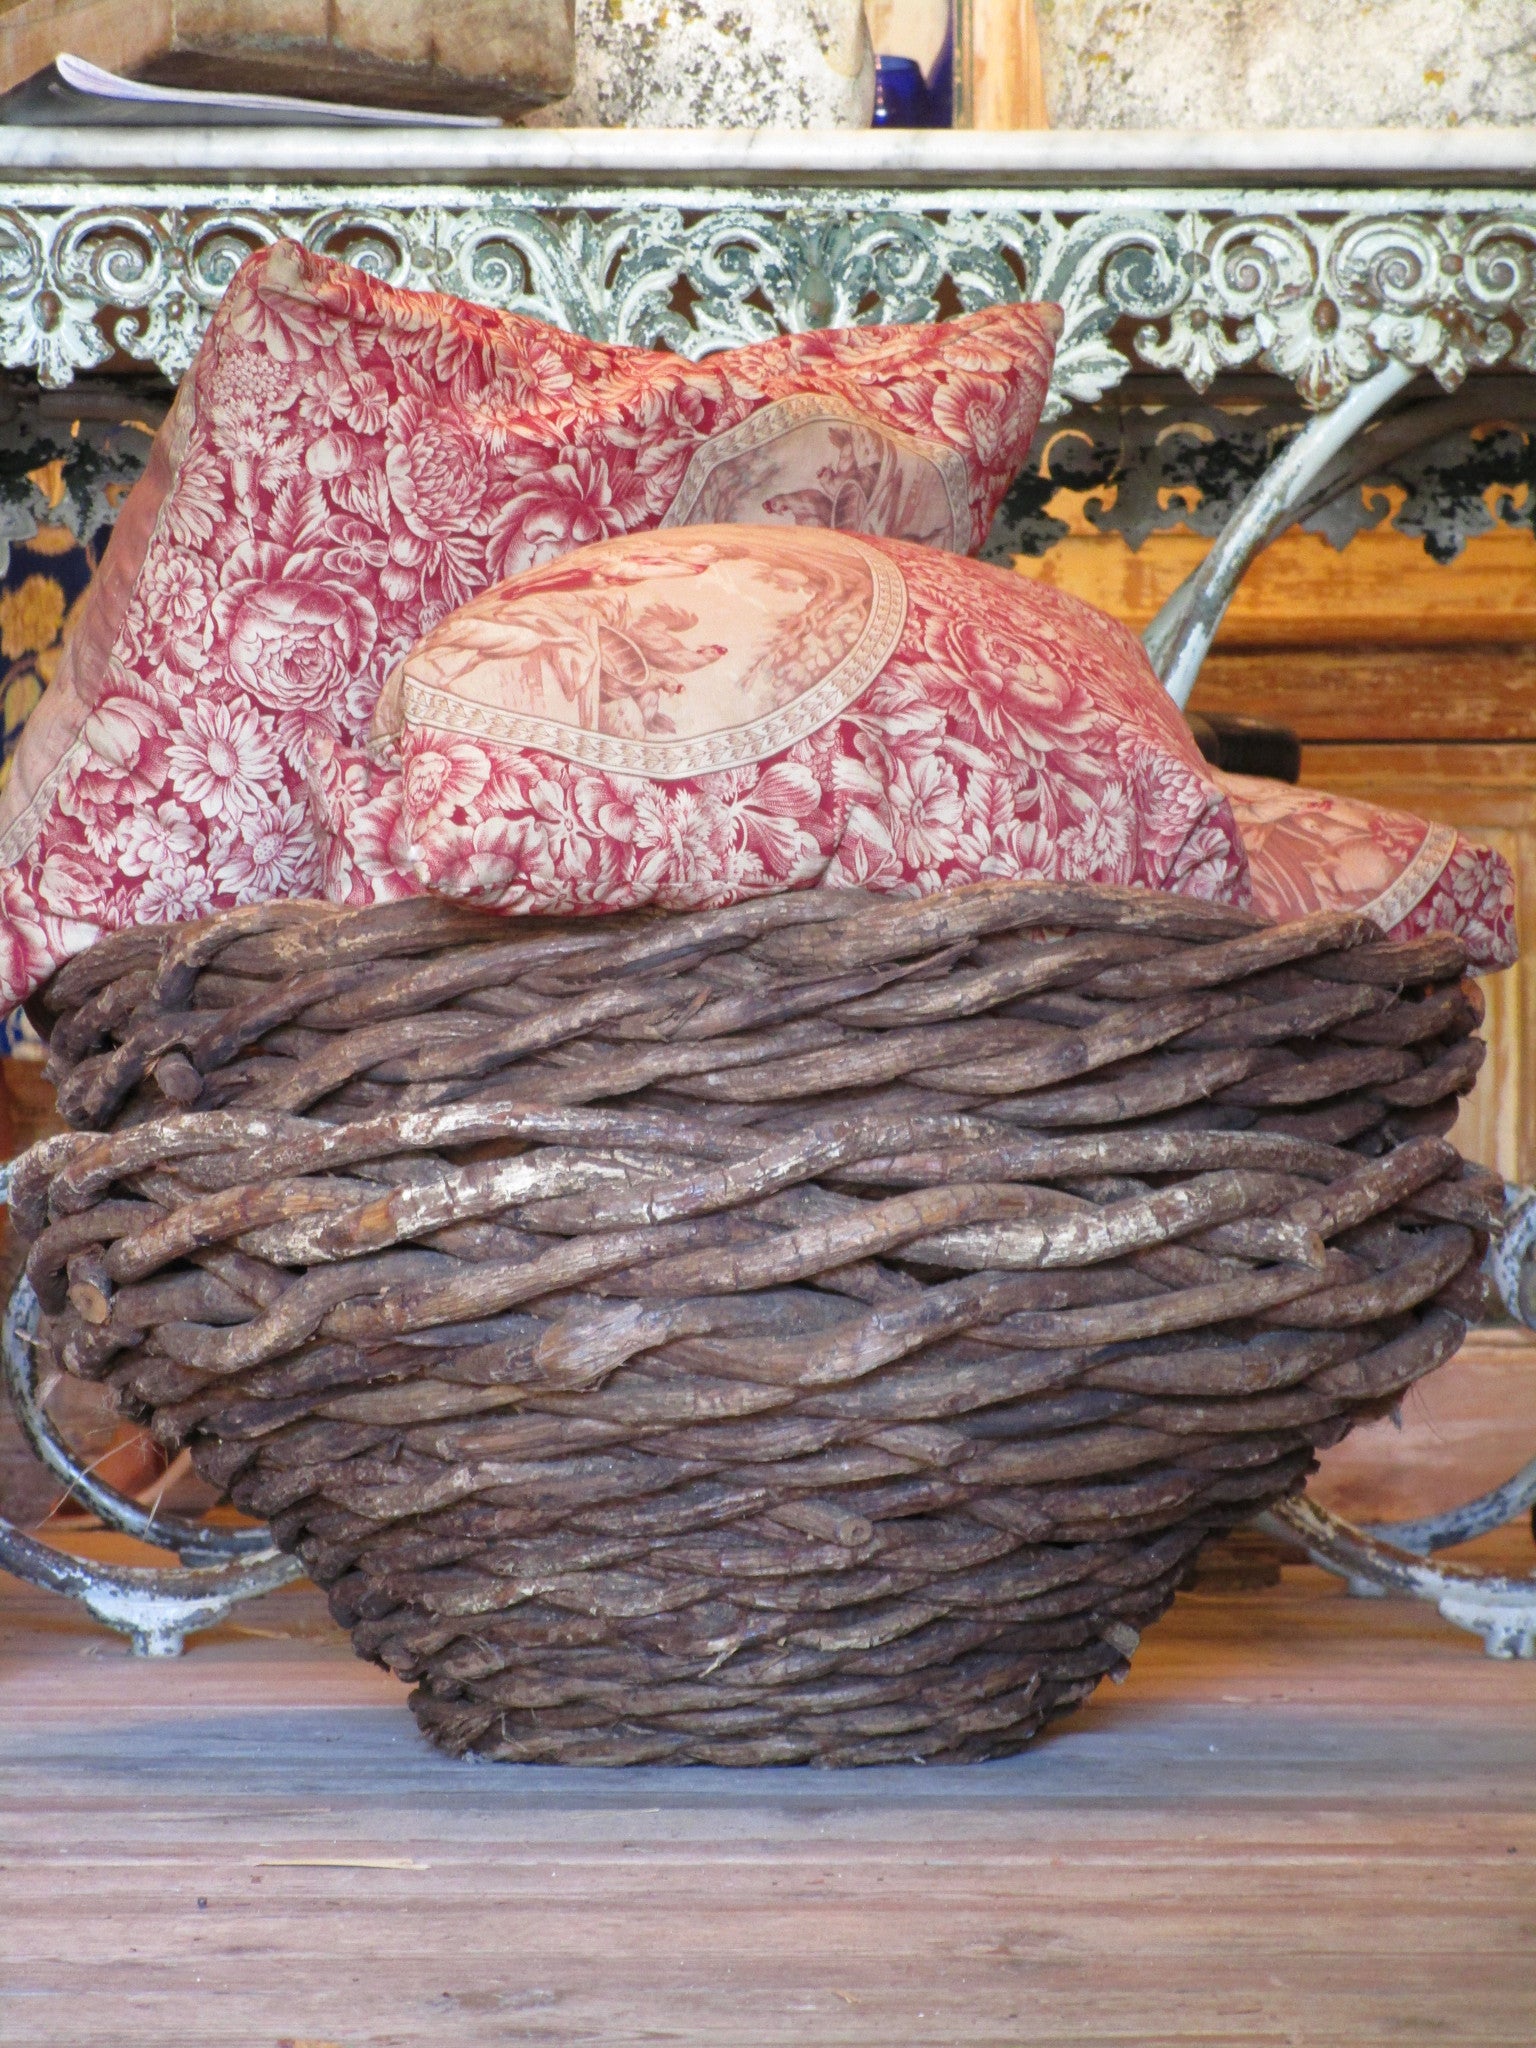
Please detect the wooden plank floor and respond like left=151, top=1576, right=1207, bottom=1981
left=4, top=1527, right=1534, bottom=2048
left=2, top=1059, right=1534, bottom=2046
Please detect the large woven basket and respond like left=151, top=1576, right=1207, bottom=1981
left=16, top=882, right=1497, bottom=1764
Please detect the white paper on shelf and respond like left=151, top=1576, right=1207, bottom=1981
left=55, top=52, right=502, bottom=127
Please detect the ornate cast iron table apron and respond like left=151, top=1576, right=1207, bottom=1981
left=0, top=126, right=1532, bottom=1658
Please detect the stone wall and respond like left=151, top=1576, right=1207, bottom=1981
left=527, top=0, right=874, bottom=128
left=1035, top=0, right=1536, bottom=128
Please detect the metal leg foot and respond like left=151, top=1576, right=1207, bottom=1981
left=1260, top=1496, right=1536, bottom=1660
left=0, top=1516, right=302, bottom=1655
left=0, top=1262, right=303, bottom=1651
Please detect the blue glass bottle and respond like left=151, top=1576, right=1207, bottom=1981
left=872, top=8, right=953, bottom=127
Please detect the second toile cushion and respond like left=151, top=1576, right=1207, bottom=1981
left=343, top=524, right=1249, bottom=914
left=1216, top=771, right=1515, bottom=973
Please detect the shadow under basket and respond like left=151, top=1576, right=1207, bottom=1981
left=17, top=881, right=1497, bottom=1765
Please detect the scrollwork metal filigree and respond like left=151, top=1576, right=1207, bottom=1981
left=5, top=368, right=1532, bottom=584
left=1135, top=208, right=1536, bottom=405
left=0, top=182, right=1528, bottom=406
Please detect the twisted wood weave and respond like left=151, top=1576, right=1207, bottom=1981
left=17, top=883, right=1498, bottom=1764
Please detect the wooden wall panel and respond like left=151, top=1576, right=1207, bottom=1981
left=1297, top=747, right=1536, bottom=1182
left=1191, top=647, right=1536, bottom=743
left=1014, top=519, right=1536, bottom=1181
left=1019, top=523, right=1536, bottom=649
left=955, top=0, right=1048, bottom=128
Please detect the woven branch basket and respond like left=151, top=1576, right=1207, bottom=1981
left=16, top=881, right=1498, bottom=1765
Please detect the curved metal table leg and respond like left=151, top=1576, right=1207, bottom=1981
left=1258, top=1497, right=1536, bottom=1661
left=1145, top=357, right=1416, bottom=708
left=3, top=1273, right=274, bottom=1565
left=1355, top=1197, right=1536, bottom=1558
left=1245, top=1236, right=1536, bottom=1655
left=1362, top=1461, right=1536, bottom=1558
left=1147, top=380, right=1536, bottom=1655
left=0, top=1250, right=303, bottom=1655
left=0, top=1519, right=302, bottom=1657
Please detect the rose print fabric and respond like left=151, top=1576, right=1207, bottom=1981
left=0, top=239, right=1062, bottom=1005
left=1217, top=771, right=1516, bottom=972
left=349, top=526, right=1250, bottom=916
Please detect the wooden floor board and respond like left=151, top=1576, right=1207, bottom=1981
left=4, top=1535, right=1534, bottom=2048
left=1, top=1067, right=1532, bottom=2045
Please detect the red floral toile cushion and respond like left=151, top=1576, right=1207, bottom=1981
left=1216, top=770, right=1516, bottom=972
left=335, top=526, right=1248, bottom=915
left=0, top=240, right=1062, bottom=1005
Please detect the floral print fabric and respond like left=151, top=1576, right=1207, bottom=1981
left=0, top=240, right=1062, bottom=1006
left=1217, top=771, right=1516, bottom=972
left=350, top=526, right=1250, bottom=916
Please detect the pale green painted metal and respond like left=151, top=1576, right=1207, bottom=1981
left=0, top=176, right=1531, bottom=405
left=0, top=1163, right=302, bottom=1655
left=1147, top=359, right=1416, bottom=706
left=1261, top=1498, right=1536, bottom=1660
left=3, top=1272, right=275, bottom=1564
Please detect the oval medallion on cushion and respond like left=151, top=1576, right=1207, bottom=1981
left=356, top=526, right=1249, bottom=916
left=373, top=524, right=908, bottom=778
